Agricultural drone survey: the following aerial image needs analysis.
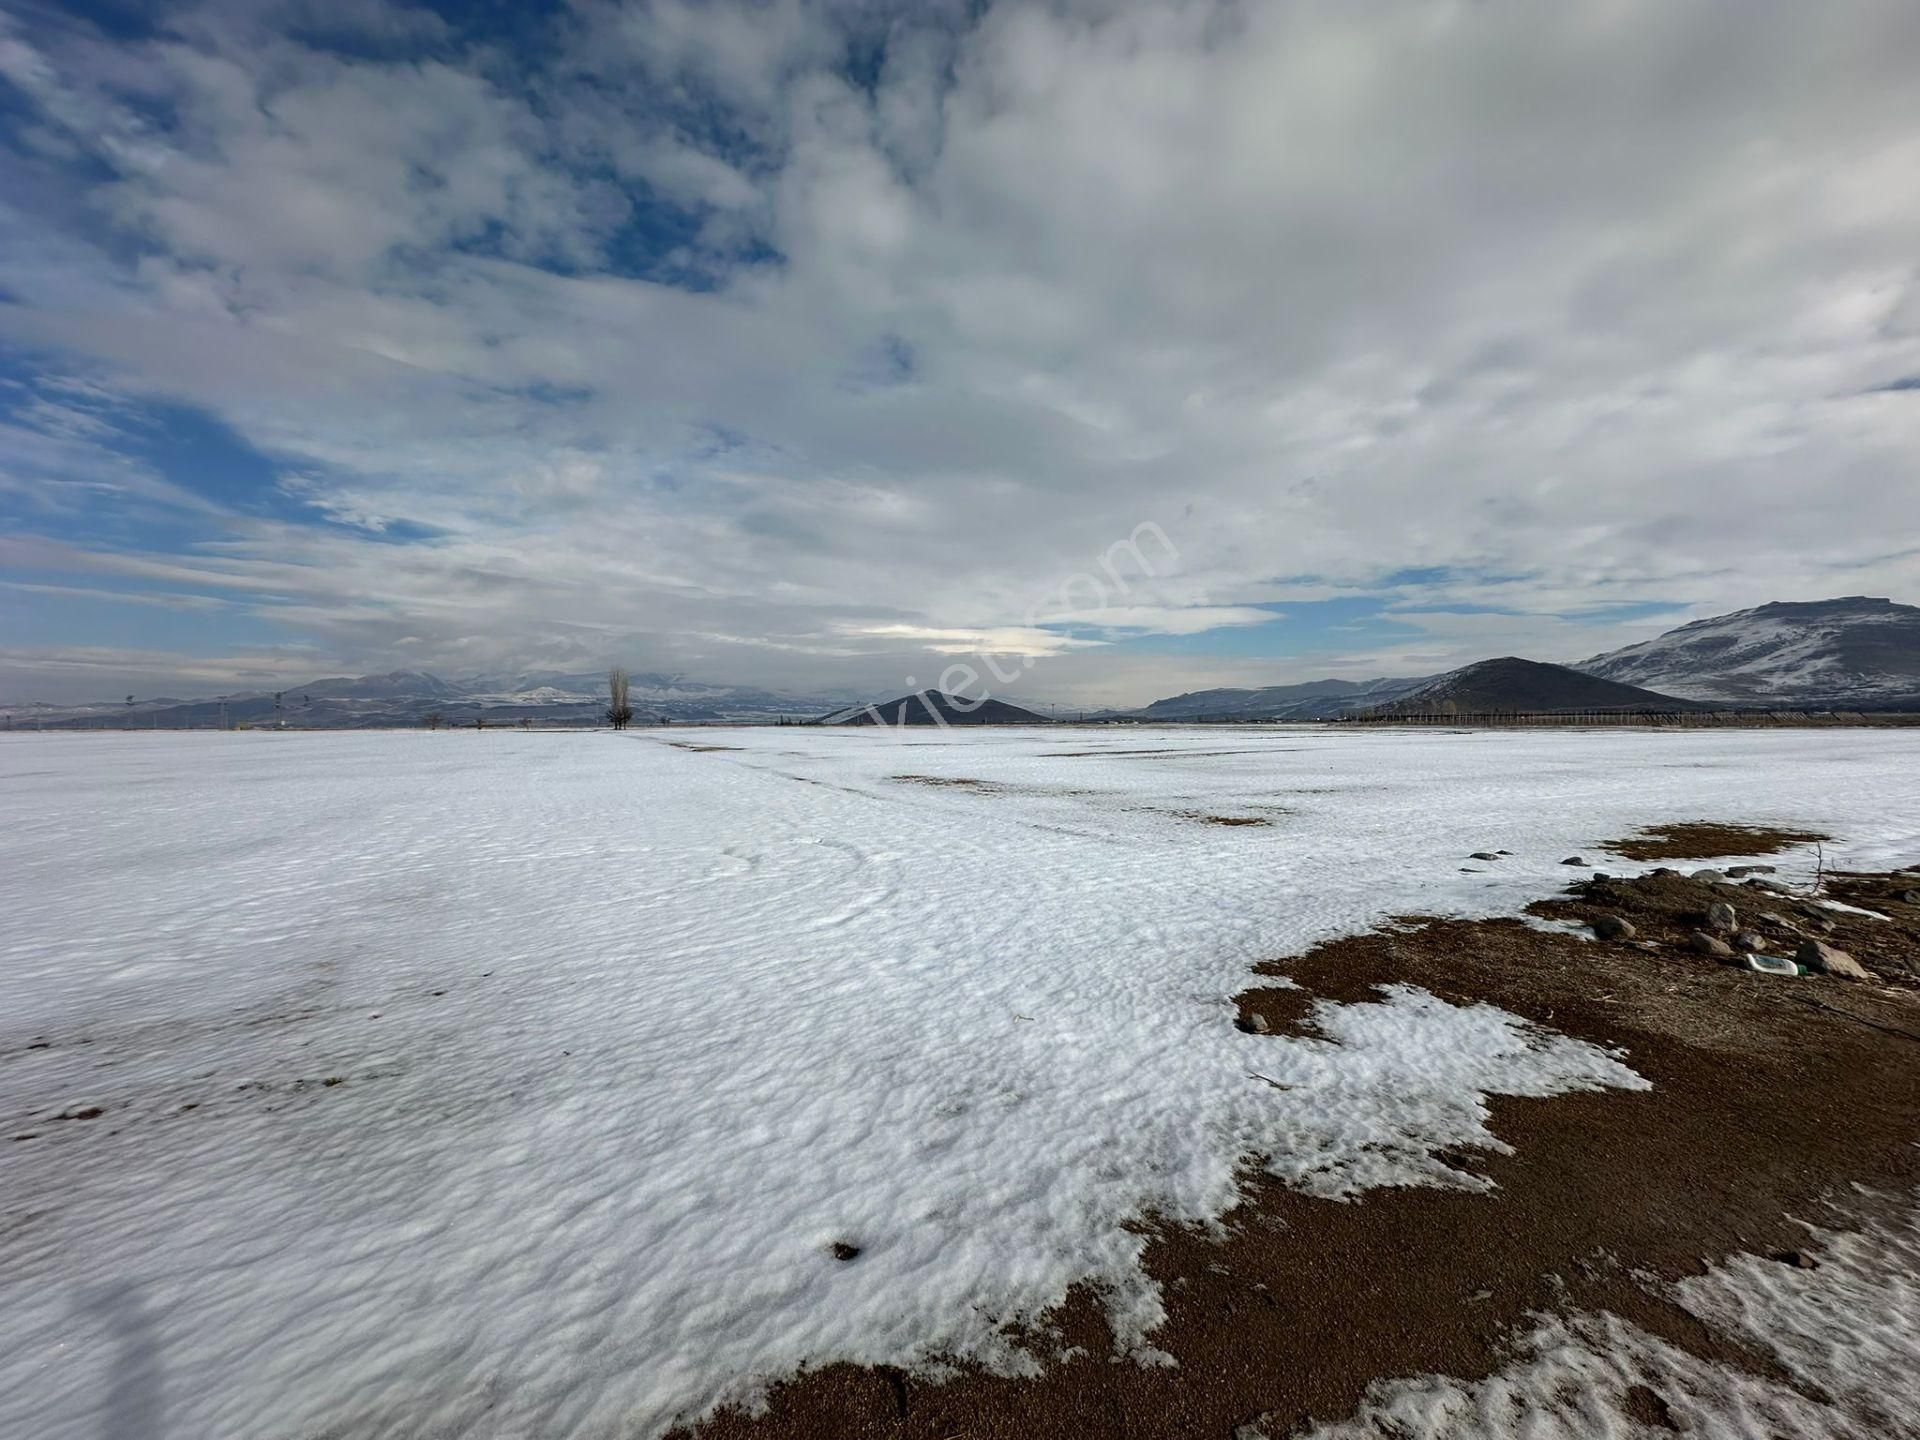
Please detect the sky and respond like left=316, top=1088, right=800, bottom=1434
left=1, top=0, right=1918, bottom=707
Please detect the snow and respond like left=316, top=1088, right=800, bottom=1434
left=3, top=725, right=1919, bottom=1439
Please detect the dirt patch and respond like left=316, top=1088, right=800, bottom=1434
left=1232, top=986, right=1320, bottom=1039
left=1539, top=867, right=1920, bottom=986
left=1037, top=748, right=1275, bottom=760
left=1601, top=820, right=1828, bottom=861
left=1623, top=1383, right=1680, bottom=1431
left=1169, top=811, right=1271, bottom=827
left=683, top=862, right=1920, bottom=1440
left=887, top=776, right=1103, bottom=800
left=669, top=743, right=743, bottom=753
left=888, top=775, right=1004, bottom=792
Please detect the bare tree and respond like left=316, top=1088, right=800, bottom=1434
left=606, top=667, right=635, bottom=730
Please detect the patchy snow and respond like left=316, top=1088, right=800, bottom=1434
left=1299, top=1190, right=1920, bottom=1440
left=2, top=725, right=1918, bottom=1439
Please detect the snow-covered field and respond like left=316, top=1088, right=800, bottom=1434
left=3, top=725, right=1918, bottom=1439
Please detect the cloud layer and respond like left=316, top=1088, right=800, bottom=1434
left=2, top=0, right=1918, bottom=703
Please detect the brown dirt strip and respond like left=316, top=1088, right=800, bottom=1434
left=889, top=775, right=1005, bottom=791
left=1601, top=820, right=1828, bottom=861
left=1037, top=749, right=1281, bottom=759
left=683, top=860, right=1920, bottom=1440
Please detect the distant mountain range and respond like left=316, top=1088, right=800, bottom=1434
left=1578, top=597, right=1920, bottom=707
left=2, top=670, right=859, bottom=729
left=6, top=597, right=1917, bottom=729
left=1122, top=597, right=1920, bottom=720
left=1125, top=675, right=1435, bottom=721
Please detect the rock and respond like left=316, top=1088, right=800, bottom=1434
left=1705, top=901, right=1738, bottom=933
left=1733, top=931, right=1767, bottom=953
left=1772, top=1249, right=1818, bottom=1270
left=1899, top=889, right=1920, bottom=905
left=1591, top=871, right=1611, bottom=881
left=1727, top=864, right=1776, bottom=877
left=1236, top=1012, right=1270, bottom=1035
left=1470, top=852, right=1499, bottom=861
left=1795, top=939, right=1871, bottom=980
left=1652, top=867, right=1680, bottom=878
left=830, top=1241, right=863, bottom=1261
left=1690, top=868, right=1725, bottom=884
left=1592, top=914, right=1636, bottom=941
left=1689, top=930, right=1736, bottom=959
left=1561, top=855, right=1588, bottom=866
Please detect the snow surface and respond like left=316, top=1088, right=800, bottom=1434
left=3, top=725, right=1919, bottom=1439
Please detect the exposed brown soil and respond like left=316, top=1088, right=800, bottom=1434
left=1541, top=866, right=1920, bottom=985
left=1037, top=749, right=1278, bottom=760
left=1232, top=986, right=1319, bottom=1039
left=1601, top=820, right=1828, bottom=861
left=1170, top=811, right=1270, bottom=827
left=683, top=861, right=1920, bottom=1440
left=889, top=775, right=1003, bottom=791
left=1827, top=868, right=1920, bottom=923
left=888, top=776, right=1103, bottom=800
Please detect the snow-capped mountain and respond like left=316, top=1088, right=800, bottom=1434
left=1578, top=597, right=1920, bottom=707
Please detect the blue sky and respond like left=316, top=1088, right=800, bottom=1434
left=2, top=0, right=1918, bottom=703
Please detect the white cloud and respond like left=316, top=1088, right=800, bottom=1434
left=1, top=1, right=1918, bottom=703
left=842, top=623, right=1105, bottom=658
